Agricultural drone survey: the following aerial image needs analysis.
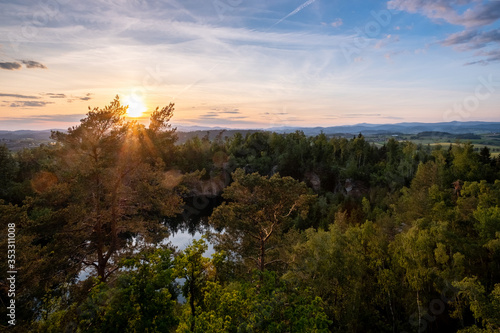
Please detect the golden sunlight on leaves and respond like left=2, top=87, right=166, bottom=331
left=162, top=169, right=183, bottom=189
left=31, top=171, right=58, bottom=193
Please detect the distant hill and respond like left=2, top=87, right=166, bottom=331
left=268, top=121, right=500, bottom=136
left=411, top=131, right=482, bottom=140
left=175, top=129, right=262, bottom=144
left=0, top=130, right=57, bottom=151
left=1, top=121, right=500, bottom=150
left=0, top=130, right=56, bottom=140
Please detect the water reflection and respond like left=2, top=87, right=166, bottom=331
left=165, top=218, right=215, bottom=256
left=164, top=194, right=222, bottom=255
left=78, top=195, right=221, bottom=281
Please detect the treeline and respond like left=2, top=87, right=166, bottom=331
left=1, top=98, right=500, bottom=332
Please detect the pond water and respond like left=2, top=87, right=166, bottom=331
left=78, top=195, right=221, bottom=281
left=164, top=224, right=215, bottom=256
left=163, top=194, right=222, bottom=255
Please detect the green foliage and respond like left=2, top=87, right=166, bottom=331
left=45, top=96, right=184, bottom=282
left=5, top=102, right=500, bottom=332
left=210, top=169, right=315, bottom=275
left=177, top=272, right=330, bottom=333
left=0, top=144, right=17, bottom=200
left=35, top=248, right=179, bottom=333
left=174, top=238, right=210, bottom=331
left=453, top=277, right=500, bottom=332
left=474, top=206, right=500, bottom=241
left=283, top=222, right=390, bottom=332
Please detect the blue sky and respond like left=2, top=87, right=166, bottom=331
left=0, top=0, right=499, bottom=130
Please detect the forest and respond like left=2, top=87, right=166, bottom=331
left=1, top=97, right=500, bottom=332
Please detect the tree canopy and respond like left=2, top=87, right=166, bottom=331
left=1, top=97, right=500, bottom=332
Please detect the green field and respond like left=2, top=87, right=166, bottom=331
left=366, top=133, right=500, bottom=158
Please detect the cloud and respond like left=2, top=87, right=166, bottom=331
left=196, top=108, right=249, bottom=124
left=21, top=60, right=47, bottom=69
left=331, top=18, right=343, bottom=28
left=263, top=112, right=288, bottom=115
left=273, top=0, right=318, bottom=26
left=67, top=93, right=93, bottom=102
left=28, top=114, right=84, bottom=122
left=0, top=93, right=40, bottom=99
left=384, top=49, right=409, bottom=62
left=460, top=1, right=500, bottom=27
left=199, top=113, right=219, bottom=119
left=338, top=113, right=403, bottom=120
left=0, top=60, right=47, bottom=70
left=0, top=62, right=21, bottom=70
left=226, top=116, right=247, bottom=120
left=79, top=94, right=93, bottom=101
left=441, top=28, right=500, bottom=50
left=44, top=93, right=67, bottom=98
left=389, top=1, right=500, bottom=64
left=374, top=34, right=400, bottom=49
left=342, top=113, right=382, bottom=118
left=387, top=0, right=500, bottom=28
left=440, top=28, right=500, bottom=64
left=187, top=114, right=256, bottom=127
left=210, top=107, right=241, bottom=114
left=0, top=113, right=85, bottom=126
left=465, top=49, right=500, bottom=65
left=7, top=101, right=54, bottom=108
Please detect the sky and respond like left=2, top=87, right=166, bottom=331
left=0, top=0, right=500, bottom=130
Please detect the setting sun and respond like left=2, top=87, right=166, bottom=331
left=123, top=95, right=146, bottom=118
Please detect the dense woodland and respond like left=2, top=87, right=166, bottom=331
left=1, top=97, right=500, bottom=332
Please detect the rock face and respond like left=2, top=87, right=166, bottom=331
left=270, top=165, right=279, bottom=177
left=452, top=180, right=463, bottom=197
left=304, top=171, right=321, bottom=192
left=344, top=178, right=368, bottom=197
left=345, top=178, right=353, bottom=193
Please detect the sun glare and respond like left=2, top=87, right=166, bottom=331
left=123, top=95, right=147, bottom=118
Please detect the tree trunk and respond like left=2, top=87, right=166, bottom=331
left=190, top=271, right=196, bottom=331
left=259, top=238, right=266, bottom=282
left=417, top=290, right=421, bottom=331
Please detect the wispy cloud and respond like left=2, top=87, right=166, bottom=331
left=440, top=27, right=500, bottom=64
left=78, top=94, right=92, bottom=101
left=1, top=1, right=499, bottom=128
left=67, top=93, right=93, bottom=102
left=30, top=114, right=84, bottom=122
left=388, top=0, right=500, bottom=28
left=340, top=113, right=404, bottom=120
left=374, top=34, right=400, bottom=49
left=0, top=113, right=85, bottom=125
left=210, top=107, right=241, bottom=114
left=21, top=60, right=47, bottom=69
left=0, top=93, right=40, bottom=99
left=330, top=18, right=343, bottom=28
left=7, top=101, right=53, bottom=108
left=464, top=49, right=500, bottom=65
left=441, top=28, right=500, bottom=50
left=44, top=93, right=67, bottom=98
left=273, top=0, right=318, bottom=26
left=389, top=0, right=500, bottom=64
left=187, top=113, right=257, bottom=127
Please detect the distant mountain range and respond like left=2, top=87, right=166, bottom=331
left=1, top=122, right=500, bottom=146
left=0, top=129, right=56, bottom=140
left=266, top=121, right=500, bottom=136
